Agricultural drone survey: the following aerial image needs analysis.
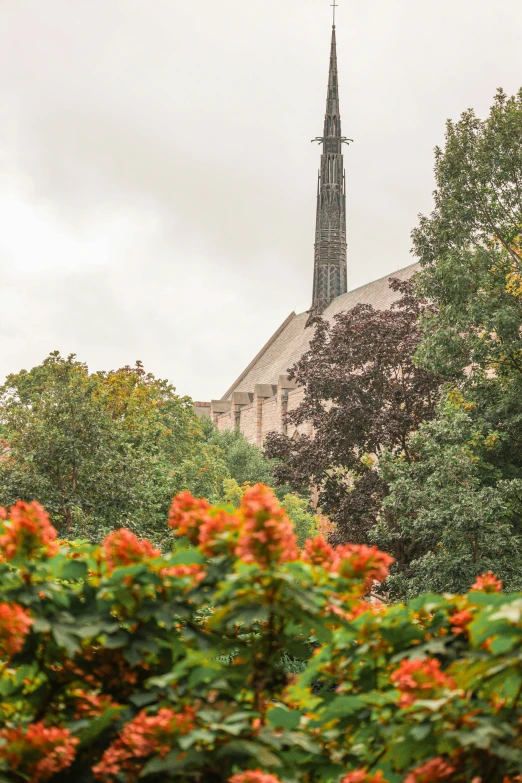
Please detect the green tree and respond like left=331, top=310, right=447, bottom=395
left=373, top=395, right=522, bottom=599
left=0, top=353, right=201, bottom=540
left=200, top=419, right=275, bottom=487
left=413, top=87, right=522, bottom=483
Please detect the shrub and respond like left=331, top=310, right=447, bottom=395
left=0, top=489, right=521, bottom=781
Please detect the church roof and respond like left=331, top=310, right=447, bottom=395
left=222, top=262, right=420, bottom=400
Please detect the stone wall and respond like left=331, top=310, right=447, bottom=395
left=206, top=375, right=309, bottom=446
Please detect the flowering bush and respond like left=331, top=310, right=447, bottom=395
left=0, top=490, right=522, bottom=781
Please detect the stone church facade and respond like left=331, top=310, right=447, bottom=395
left=195, top=23, right=419, bottom=443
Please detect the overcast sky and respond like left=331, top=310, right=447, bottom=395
left=0, top=0, right=521, bottom=401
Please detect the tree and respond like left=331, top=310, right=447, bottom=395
left=265, top=280, right=442, bottom=543
left=413, top=88, right=522, bottom=482
left=372, top=394, right=522, bottom=599
left=1, top=491, right=522, bottom=781
left=200, top=420, right=275, bottom=488
left=0, top=353, right=201, bottom=540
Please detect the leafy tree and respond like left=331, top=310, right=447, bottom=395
left=265, top=280, right=442, bottom=543
left=201, top=419, right=275, bottom=487
left=372, top=394, right=522, bottom=599
left=1, top=491, right=522, bottom=781
left=173, top=444, right=230, bottom=503
left=0, top=352, right=201, bottom=539
left=413, top=88, right=522, bottom=481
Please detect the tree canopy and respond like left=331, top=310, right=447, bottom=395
left=0, top=353, right=200, bottom=540
left=265, top=279, right=442, bottom=543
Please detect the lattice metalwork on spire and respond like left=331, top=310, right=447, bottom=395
left=311, top=22, right=351, bottom=313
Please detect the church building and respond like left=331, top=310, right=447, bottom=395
left=195, top=20, right=419, bottom=442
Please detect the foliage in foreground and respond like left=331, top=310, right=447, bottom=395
left=1, top=490, right=522, bottom=781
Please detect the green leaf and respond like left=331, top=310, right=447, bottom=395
left=78, top=707, right=123, bottom=746
left=267, top=706, right=301, bottom=730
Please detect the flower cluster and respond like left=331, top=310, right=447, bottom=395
left=334, top=544, right=394, bottom=585
left=92, top=706, right=196, bottom=781
left=0, top=500, right=58, bottom=561
left=302, top=535, right=335, bottom=568
left=390, top=657, right=456, bottom=708
left=0, top=602, right=33, bottom=658
left=303, top=536, right=393, bottom=587
left=101, top=529, right=160, bottom=572
left=404, top=757, right=456, bottom=782
left=168, top=492, right=237, bottom=555
left=341, top=772, right=387, bottom=783
left=161, top=563, right=206, bottom=585
left=450, top=608, right=474, bottom=635
left=0, top=723, right=78, bottom=782
left=471, top=571, right=503, bottom=593
left=235, top=484, right=299, bottom=567
left=72, top=690, right=118, bottom=719
left=229, top=772, right=284, bottom=783
left=168, top=492, right=213, bottom=543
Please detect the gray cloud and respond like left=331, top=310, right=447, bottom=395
left=0, top=0, right=521, bottom=399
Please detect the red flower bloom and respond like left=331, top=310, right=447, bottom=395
left=390, top=657, right=456, bottom=707
left=0, top=602, right=33, bottom=658
left=72, top=690, right=118, bottom=719
left=341, top=772, right=387, bottom=783
left=168, top=492, right=212, bottom=543
left=198, top=508, right=238, bottom=556
left=92, top=706, right=196, bottom=781
left=450, top=608, right=474, bottom=635
left=333, top=543, right=394, bottom=585
left=229, top=772, right=284, bottom=783
left=0, top=501, right=58, bottom=561
left=471, top=571, right=502, bottom=593
left=302, top=535, right=336, bottom=568
left=235, top=484, right=299, bottom=568
left=161, top=563, right=206, bottom=584
left=101, top=529, right=160, bottom=572
left=404, top=757, right=456, bottom=782
left=0, top=723, right=78, bottom=782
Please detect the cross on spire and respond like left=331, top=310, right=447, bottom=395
left=331, top=1, right=338, bottom=25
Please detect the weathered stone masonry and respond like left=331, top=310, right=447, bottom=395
left=208, top=376, right=311, bottom=448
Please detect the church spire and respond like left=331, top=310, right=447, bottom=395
left=311, top=19, right=350, bottom=313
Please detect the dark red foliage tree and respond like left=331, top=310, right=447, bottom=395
left=265, top=279, right=442, bottom=543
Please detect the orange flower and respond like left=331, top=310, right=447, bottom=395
left=302, top=535, right=336, bottom=568
left=72, top=690, right=118, bottom=719
left=334, top=543, right=394, bottom=585
left=341, top=772, right=388, bottom=783
left=161, top=563, right=206, bottom=585
left=229, top=772, right=284, bottom=783
left=92, top=706, right=196, bottom=781
left=404, top=757, right=456, bottom=782
left=235, top=484, right=299, bottom=568
left=471, top=571, right=502, bottom=593
left=168, top=492, right=212, bottom=543
left=0, top=723, right=78, bottom=782
left=390, top=657, right=456, bottom=707
left=450, top=608, right=474, bottom=635
left=0, top=602, right=33, bottom=658
left=0, top=501, right=58, bottom=561
left=198, top=508, right=238, bottom=556
left=101, top=529, right=160, bottom=572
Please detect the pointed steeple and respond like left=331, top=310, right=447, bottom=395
left=325, top=26, right=340, bottom=136
left=311, top=22, right=350, bottom=314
